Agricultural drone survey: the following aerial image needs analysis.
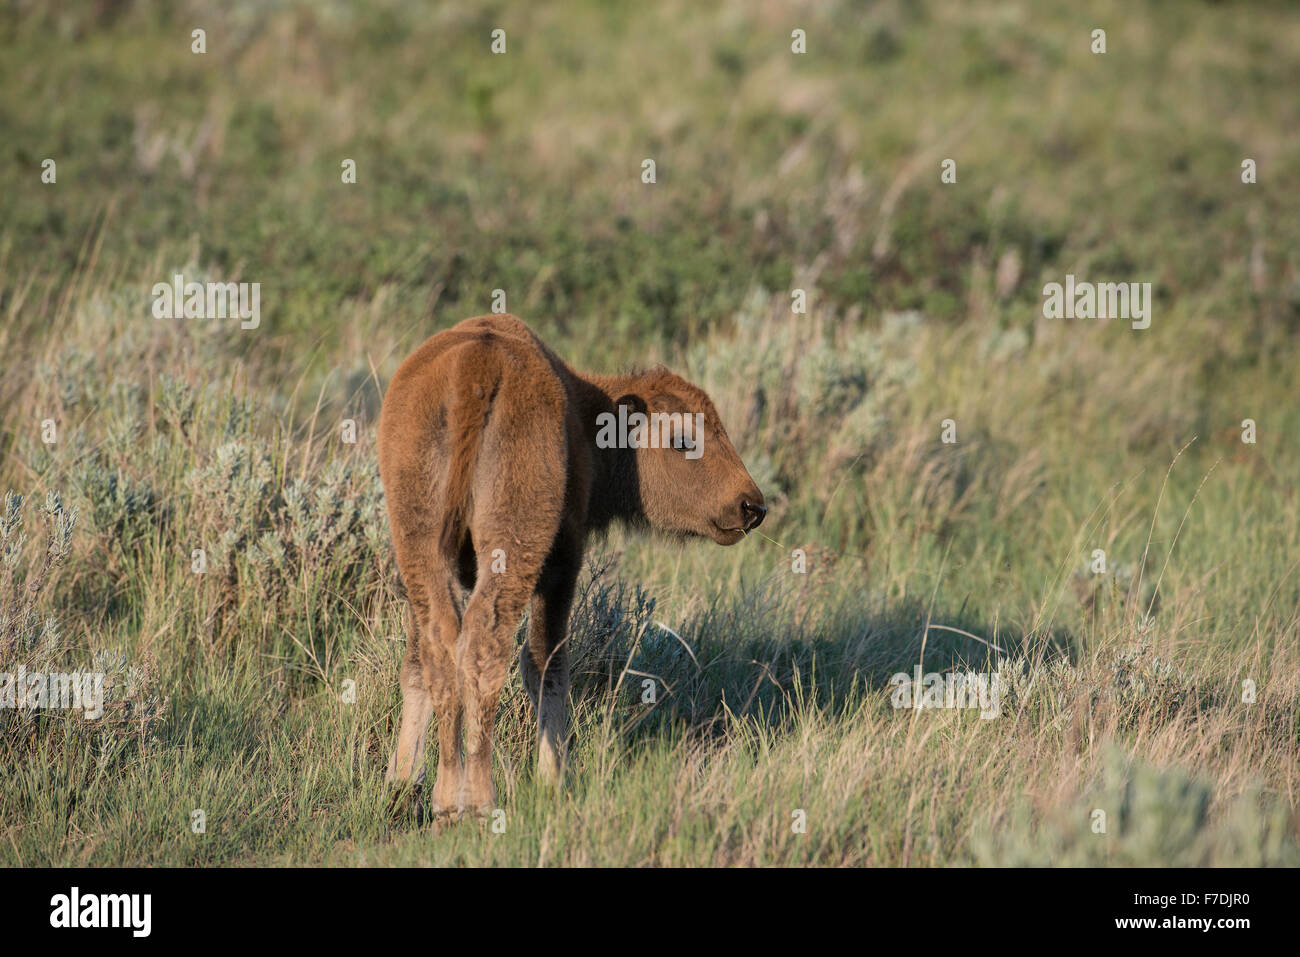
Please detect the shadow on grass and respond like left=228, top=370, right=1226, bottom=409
left=561, top=562, right=1075, bottom=749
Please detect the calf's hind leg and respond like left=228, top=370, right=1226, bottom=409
left=458, top=490, right=561, bottom=813
left=387, top=566, right=466, bottom=816
left=521, top=526, right=581, bottom=785
left=453, top=358, right=567, bottom=814
left=458, top=560, right=543, bottom=815
left=387, top=627, right=433, bottom=788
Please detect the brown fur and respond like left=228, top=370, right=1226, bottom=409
left=378, top=314, right=765, bottom=815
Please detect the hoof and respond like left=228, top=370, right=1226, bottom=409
left=387, top=783, right=426, bottom=826
left=461, top=803, right=499, bottom=825
left=427, top=808, right=465, bottom=833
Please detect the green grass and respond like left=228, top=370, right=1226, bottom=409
left=2, top=0, right=1298, bottom=866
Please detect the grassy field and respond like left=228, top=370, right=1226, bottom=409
left=2, top=0, right=1299, bottom=866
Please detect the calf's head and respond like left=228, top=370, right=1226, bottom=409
left=608, top=370, right=766, bottom=545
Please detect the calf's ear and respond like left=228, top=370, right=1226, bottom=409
left=613, top=393, right=648, bottom=416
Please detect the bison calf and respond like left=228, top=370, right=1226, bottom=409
left=378, top=314, right=765, bottom=816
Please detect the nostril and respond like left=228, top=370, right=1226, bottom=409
left=741, top=501, right=767, bottom=529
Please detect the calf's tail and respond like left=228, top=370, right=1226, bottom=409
left=438, top=343, right=499, bottom=559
